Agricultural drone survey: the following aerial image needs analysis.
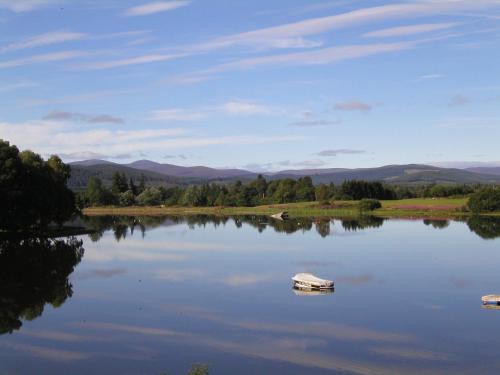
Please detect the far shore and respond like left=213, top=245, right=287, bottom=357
left=82, top=198, right=500, bottom=218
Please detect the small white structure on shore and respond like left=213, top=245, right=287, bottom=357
left=271, top=211, right=289, bottom=220
left=292, top=273, right=334, bottom=290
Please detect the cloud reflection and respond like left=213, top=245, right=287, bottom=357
left=0, top=341, right=90, bottom=362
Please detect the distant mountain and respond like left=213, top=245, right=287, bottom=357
left=126, top=160, right=256, bottom=180
left=275, top=164, right=500, bottom=185
left=70, top=159, right=117, bottom=167
left=68, top=163, right=183, bottom=191
left=466, top=167, right=500, bottom=176
left=68, top=160, right=500, bottom=190
left=273, top=168, right=348, bottom=176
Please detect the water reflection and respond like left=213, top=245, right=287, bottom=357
left=466, top=216, right=500, bottom=239
left=423, top=219, right=450, bottom=229
left=82, top=215, right=388, bottom=240
left=292, top=287, right=334, bottom=296
left=0, top=237, right=84, bottom=335
left=81, top=214, right=500, bottom=241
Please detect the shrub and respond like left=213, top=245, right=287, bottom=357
left=118, top=190, right=136, bottom=207
left=359, top=198, right=382, bottom=211
left=136, top=187, right=162, bottom=206
left=468, top=187, right=500, bottom=213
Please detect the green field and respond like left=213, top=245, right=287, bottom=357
left=81, top=197, right=500, bottom=218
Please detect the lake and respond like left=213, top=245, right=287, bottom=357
left=1, top=215, right=500, bottom=375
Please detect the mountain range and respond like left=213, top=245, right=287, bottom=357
left=68, top=159, right=500, bottom=190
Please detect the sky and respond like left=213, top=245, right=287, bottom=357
left=0, top=0, right=500, bottom=171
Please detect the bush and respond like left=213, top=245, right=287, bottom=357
left=136, top=187, right=162, bottom=206
left=118, top=190, right=136, bottom=207
left=468, top=187, right=500, bottom=213
left=359, top=198, right=382, bottom=211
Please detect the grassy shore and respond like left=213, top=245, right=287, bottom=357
left=82, top=197, right=500, bottom=218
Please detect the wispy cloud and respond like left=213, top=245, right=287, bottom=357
left=218, top=101, right=273, bottom=115
left=335, top=100, right=372, bottom=113
left=363, top=22, right=459, bottom=38
left=123, top=1, right=190, bottom=16
left=58, top=151, right=131, bottom=161
left=0, top=0, right=61, bottom=12
left=0, top=119, right=303, bottom=158
left=71, top=53, right=184, bottom=70
left=0, top=50, right=89, bottom=69
left=149, top=101, right=276, bottom=121
left=176, top=41, right=416, bottom=82
left=190, top=1, right=499, bottom=53
left=0, top=80, right=37, bottom=92
left=414, top=73, right=444, bottom=82
left=149, top=108, right=204, bottom=122
left=43, top=110, right=125, bottom=124
left=317, top=149, right=365, bottom=157
left=0, top=30, right=87, bottom=54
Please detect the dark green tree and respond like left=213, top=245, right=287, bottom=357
left=111, top=172, right=128, bottom=195
left=0, top=140, right=77, bottom=231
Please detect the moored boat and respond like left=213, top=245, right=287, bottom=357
left=292, top=273, right=334, bottom=290
left=481, top=295, right=500, bottom=306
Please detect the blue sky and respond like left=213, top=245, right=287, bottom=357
left=0, top=0, right=499, bottom=170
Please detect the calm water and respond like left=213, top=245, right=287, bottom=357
left=1, top=216, right=500, bottom=375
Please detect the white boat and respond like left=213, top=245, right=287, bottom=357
left=481, top=295, right=500, bottom=306
left=292, top=273, right=334, bottom=290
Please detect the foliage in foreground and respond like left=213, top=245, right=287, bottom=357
left=0, top=140, right=77, bottom=231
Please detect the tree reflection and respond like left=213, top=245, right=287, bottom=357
left=340, top=216, right=385, bottom=231
left=0, top=236, right=84, bottom=335
left=423, top=219, right=450, bottom=229
left=81, top=215, right=390, bottom=240
left=467, top=216, right=500, bottom=240
left=81, top=214, right=500, bottom=241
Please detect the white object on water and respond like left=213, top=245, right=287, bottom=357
left=481, top=295, right=500, bottom=306
left=292, top=273, right=334, bottom=290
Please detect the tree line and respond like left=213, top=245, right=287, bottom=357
left=78, top=171, right=489, bottom=208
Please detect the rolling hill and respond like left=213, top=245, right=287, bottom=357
left=466, top=167, right=500, bottom=176
left=126, top=160, right=255, bottom=179
left=68, top=160, right=500, bottom=190
left=68, top=163, right=184, bottom=191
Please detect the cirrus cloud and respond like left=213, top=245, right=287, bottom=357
left=123, top=1, right=190, bottom=17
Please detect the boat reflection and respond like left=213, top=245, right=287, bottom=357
left=292, top=286, right=335, bottom=296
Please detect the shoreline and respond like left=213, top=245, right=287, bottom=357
left=82, top=198, right=500, bottom=219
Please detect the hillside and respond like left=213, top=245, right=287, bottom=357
left=68, top=160, right=500, bottom=189
left=273, top=164, right=500, bottom=185
left=68, top=164, right=183, bottom=191
left=466, top=167, right=500, bottom=176
left=127, top=160, right=255, bottom=179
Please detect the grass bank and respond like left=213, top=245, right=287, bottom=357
left=82, top=197, right=500, bottom=218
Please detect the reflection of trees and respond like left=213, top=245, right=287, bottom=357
left=0, top=237, right=84, bottom=335
left=315, top=220, right=331, bottom=238
left=423, top=219, right=450, bottom=229
left=341, top=216, right=385, bottom=231
left=82, top=216, right=168, bottom=242
left=81, top=214, right=388, bottom=240
left=467, top=216, right=500, bottom=240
